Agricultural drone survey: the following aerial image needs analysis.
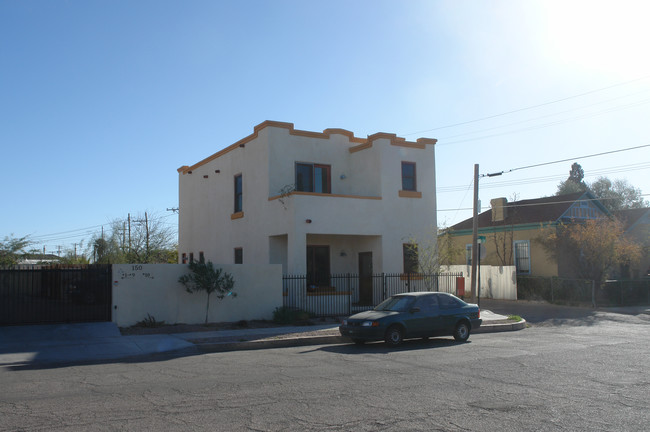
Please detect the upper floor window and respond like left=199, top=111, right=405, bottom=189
left=234, top=174, right=243, bottom=213
left=401, top=162, right=416, bottom=191
left=296, top=163, right=331, bottom=193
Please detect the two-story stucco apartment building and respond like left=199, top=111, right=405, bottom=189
left=177, top=121, right=437, bottom=289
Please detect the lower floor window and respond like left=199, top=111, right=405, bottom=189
left=234, top=248, right=243, bottom=264
left=514, top=240, right=531, bottom=274
left=307, top=245, right=330, bottom=288
left=403, top=243, right=419, bottom=274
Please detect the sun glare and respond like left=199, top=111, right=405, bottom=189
left=542, top=0, right=650, bottom=78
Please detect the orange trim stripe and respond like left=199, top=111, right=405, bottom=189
left=268, top=191, right=382, bottom=201
left=179, top=121, right=436, bottom=173
left=398, top=190, right=422, bottom=198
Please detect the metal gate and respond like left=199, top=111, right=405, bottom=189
left=0, top=264, right=112, bottom=325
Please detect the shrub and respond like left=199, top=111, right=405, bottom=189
left=273, top=306, right=311, bottom=324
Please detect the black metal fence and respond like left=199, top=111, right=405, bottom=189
left=0, top=264, right=112, bottom=325
left=517, top=276, right=650, bottom=307
left=283, top=272, right=464, bottom=317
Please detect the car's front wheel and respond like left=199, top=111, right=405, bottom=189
left=384, top=325, right=403, bottom=346
left=453, top=321, right=470, bottom=342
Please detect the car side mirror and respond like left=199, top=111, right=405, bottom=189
left=409, top=307, right=421, bottom=313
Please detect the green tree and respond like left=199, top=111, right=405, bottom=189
left=589, top=177, right=648, bottom=212
left=0, top=235, right=30, bottom=266
left=178, top=259, right=236, bottom=323
left=556, top=162, right=588, bottom=195
left=536, top=218, right=641, bottom=285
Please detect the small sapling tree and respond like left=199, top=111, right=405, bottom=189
left=178, top=259, right=236, bottom=323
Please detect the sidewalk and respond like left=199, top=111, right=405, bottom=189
left=0, top=309, right=523, bottom=368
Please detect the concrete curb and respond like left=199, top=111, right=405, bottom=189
left=196, top=335, right=347, bottom=353
left=473, top=319, right=527, bottom=334
left=194, top=320, right=527, bottom=353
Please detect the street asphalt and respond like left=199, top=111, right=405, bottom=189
left=1, top=300, right=645, bottom=369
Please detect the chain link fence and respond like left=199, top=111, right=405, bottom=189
left=517, top=276, right=650, bottom=307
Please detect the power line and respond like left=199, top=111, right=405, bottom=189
left=436, top=89, right=650, bottom=142
left=437, top=97, right=650, bottom=146
left=438, top=162, right=650, bottom=193
left=481, top=145, right=650, bottom=178
left=403, top=74, right=650, bottom=137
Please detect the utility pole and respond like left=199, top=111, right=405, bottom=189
left=128, top=213, right=132, bottom=254
left=122, top=222, right=126, bottom=254
left=144, top=211, right=150, bottom=262
left=470, top=164, right=479, bottom=303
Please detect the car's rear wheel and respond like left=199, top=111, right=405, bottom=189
left=453, top=321, right=470, bottom=342
left=384, top=325, right=403, bottom=346
left=351, top=338, right=365, bottom=345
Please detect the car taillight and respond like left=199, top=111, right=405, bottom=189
left=478, top=309, right=481, bottom=318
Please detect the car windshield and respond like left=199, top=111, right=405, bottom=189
left=374, top=296, right=414, bottom=312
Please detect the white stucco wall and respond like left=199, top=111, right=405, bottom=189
left=443, top=265, right=518, bottom=300
left=178, top=122, right=438, bottom=276
left=111, top=264, right=283, bottom=327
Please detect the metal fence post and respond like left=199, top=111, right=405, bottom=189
left=550, top=277, right=554, bottom=303
left=592, top=280, right=596, bottom=308
left=620, top=280, right=624, bottom=306
left=347, top=273, right=351, bottom=316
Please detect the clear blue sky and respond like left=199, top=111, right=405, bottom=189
left=2, top=0, right=649, bottom=255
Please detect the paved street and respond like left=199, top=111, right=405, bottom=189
left=1, top=308, right=649, bottom=431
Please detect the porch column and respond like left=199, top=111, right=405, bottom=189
left=287, top=231, right=307, bottom=274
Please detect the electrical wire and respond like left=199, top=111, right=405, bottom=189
left=436, top=89, right=650, bottom=142
left=437, top=97, right=650, bottom=146
left=438, top=162, right=650, bottom=193
left=402, top=74, right=650, bottom=136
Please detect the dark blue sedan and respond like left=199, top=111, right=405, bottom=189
left=339, top=292, right=481, bottom=346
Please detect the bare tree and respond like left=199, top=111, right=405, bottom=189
left=88, top=212, right=177, bottom=264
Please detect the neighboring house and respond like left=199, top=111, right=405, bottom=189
left=613, top=207, right=650, bottom=279
left=178, top=120, right=438, bottom=290
left=443, top=192, right=610, bottom=278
